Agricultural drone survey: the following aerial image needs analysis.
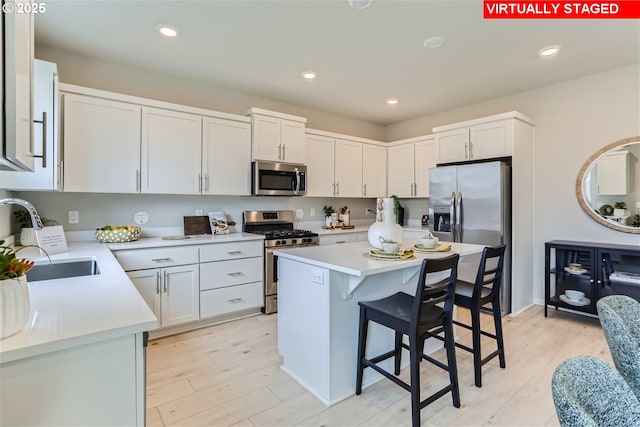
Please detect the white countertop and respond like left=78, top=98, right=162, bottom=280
left=0, top=232, right=264, bottom=363
left=274, top=239, right=484, bottom=277
left=0, top=242, right=157, bottom=363
left=106, top=232, right=263, bottom=251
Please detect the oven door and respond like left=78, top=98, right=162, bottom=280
left=252, top=161, right=307, bottom=196
left=265, top=247, right=278, bottom=314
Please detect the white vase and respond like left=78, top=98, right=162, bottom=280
left=0, top=276, right=30, bottom=340
left=368, top=198, right=404, bottom=248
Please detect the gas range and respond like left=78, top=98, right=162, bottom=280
left=243, top=210, right=319, bottom=248
left=243, top=210, right=319, bottom=314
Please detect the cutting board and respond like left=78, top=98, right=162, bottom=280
left=183, top=216, right=212, bottom=235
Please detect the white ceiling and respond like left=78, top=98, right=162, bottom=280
left=35, top=0, right=640, bottom=126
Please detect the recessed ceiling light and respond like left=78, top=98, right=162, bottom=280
left=386, top=98, right=399, bottom=107
left=301, top=70, right=317, bottom=81
left=348, top=0, right=372, bottom=10
left=423, top=36, right=445, bottom=49
left=156, top=24, right=178, bottom=38
left=538, top=45, right=561, bottom=58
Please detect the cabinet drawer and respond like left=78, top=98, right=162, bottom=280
left=200, top=282, right=263, bottom=318
left=114, top=246, right=199, bottom=271
left=319, top=233, right=357, bottom=246
left=199, top=240, right=263, bottom=262
left=200, top=257, right=263, bottom=291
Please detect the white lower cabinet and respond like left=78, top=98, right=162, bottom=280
left=199, top=241, right=264, bottom=318
left=127, top=265, right=199, bottom=328
left=1, top=333, right=145, bottom=426
left=115, top=241, right=264, bottom=334
left=115, top=246, right=200, bottom=330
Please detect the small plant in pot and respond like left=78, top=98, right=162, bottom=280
left=13, top=209, right=57, bottom=246
left=613, top=201, right=628, bottom=218
left=323, top=206, right=336, bottom=227
left=0, top=240, right=36, bottom=339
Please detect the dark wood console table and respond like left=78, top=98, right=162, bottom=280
left=545, top=240, right=640, bottom=317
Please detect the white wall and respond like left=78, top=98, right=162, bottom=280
left=0, top=189, right=11, bottom=239
left=387, top=64, right=640, bottom=305
left=36, top=46, right=387, bottom=141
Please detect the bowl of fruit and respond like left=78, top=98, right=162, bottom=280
left=95, top=225, right=141, bottom=243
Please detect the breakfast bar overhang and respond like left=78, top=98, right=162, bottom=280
left=274, top=239, right=485, bottom=406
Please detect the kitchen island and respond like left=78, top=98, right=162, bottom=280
left=274, top=239, right=484, bottom=406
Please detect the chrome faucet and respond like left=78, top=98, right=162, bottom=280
left=0, top=198, right=44, bottom=230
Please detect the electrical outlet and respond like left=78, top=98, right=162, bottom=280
left=68, top=211, right=79, bottom=224
left=195, top=209, right=204, bottom=216
left=311, top=270, right=324, bottom=284
left=310, top=208, right=316, bottom=217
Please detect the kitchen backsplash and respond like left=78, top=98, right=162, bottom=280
left=9, top=191, right=431, bottom=234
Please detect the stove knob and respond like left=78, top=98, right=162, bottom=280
left=275, top=240, right=281, bottom=246
left=280, top=240, right=287, bottom=246
left=291, top=239, right=297, bottom=245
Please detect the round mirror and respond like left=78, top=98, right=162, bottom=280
left=576, top=136, right=640, bottom=234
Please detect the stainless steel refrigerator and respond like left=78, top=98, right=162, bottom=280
left=428, top=161, right=511, bottom=314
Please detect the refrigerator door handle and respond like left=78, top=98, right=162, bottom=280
left=450, top=192, right=456, bottom=241
left=456, top=192, right=463, bottom=242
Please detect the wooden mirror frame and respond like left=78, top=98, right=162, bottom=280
left=576, top=136, right=640, bottom=234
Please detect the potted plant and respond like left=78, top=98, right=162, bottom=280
left=323, top=205, right=337, bottom=227
left=613, top=201, right=628, bottom=218
left=13, top=209, right=38, bottom=246
left=0, top=240, right=36, bottom=339
left=391, top=195, right=404, bottom=226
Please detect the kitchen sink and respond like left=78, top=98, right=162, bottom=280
left=26, top=258, right=100, bottom=282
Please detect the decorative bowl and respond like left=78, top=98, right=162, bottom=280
left=565, top=290, right=585, bottom=301
left=95, top=226, right=141, bottom=243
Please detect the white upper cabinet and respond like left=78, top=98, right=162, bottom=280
left=414, top=139, right=438, bottom=197
left=62, top=93, right=141, bottom=193
left=435, top=128, right=468, bottom=164
left=1, top=5, right=34, bottom=171
left=434, top=113, right=529, bottom=164
left=1, top=60, right=59, bottom=190
left=597, top=150, right=628, bottom=195
left=387, top=137, right=437, bottom=198
left=334, top=139, right=363, bottom=198
left=202, top=116, right=251, bottom=195
left=59, top=84, right=252, bottom=195
left=306, top=129, right=383, bottom=198
left=305, top=133, right=335, bottom=197
left=248, top=108, right=306, bottom=164
left=141, top=107, right=202, bottom=194
left=362, top=144, right=387, bottom=198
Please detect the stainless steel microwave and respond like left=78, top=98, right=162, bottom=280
left=252, top=161, right=307, bottom=196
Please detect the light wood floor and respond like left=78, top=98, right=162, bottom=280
left=145, top=305, right=611, bottom=427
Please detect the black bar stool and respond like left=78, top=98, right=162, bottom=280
left=355, top=254, right=461, bottom=427
left=452, top=244, right=507, bottom=387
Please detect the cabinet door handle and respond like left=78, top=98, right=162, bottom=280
left=32, top=112, right=47, bottom=168
left=336, top=182, right=339, bottom=195
left=465, top=142, right=469, bottom=159
left=163, top=271, right=168, bottom=293
left=204, top=173, right=210, bottom=193
left=282, top=144, right=285, bottom=161
left=227, top=272, right=244, bottom=277
left=156, top=271, right=161, bottom=295
left=278, top=144, right=282, bottom=160
left=227, top=250, right=243, bottom=255
left=152, top=257, right=173, bottom=263
left=333, top=182, right=336, bottom=195
left=227, top=297, right=245, bottom=304
left=363, top=183, right=366, bottom=197
left=59, top=160, right=64, bottom=189
left=469, top=141, right=474, bottom=159
left=136, top=170, right=141, bottom=192
left=336, top=240, right=346, bottom=244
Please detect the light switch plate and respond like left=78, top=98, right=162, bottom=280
left=68, top=211, right=79, bottom=224
left=311, top=270, right=324, bottom=284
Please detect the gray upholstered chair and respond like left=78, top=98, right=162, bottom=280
left=552, top=355, right=640, bottom=427
left=597, top=294, right=640, bottom=400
